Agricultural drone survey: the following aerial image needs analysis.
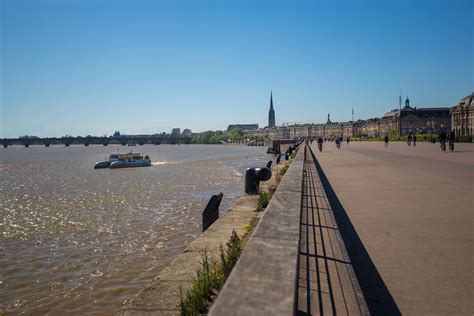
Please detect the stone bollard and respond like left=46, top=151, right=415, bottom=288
left=202, top=192, right=223, bottom=232
left=245, top=167, right=272, bottom=195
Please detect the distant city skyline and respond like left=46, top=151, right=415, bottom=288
left=1, top=0, right=472, bottom=137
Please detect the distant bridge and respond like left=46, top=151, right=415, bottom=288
left=269, top=139, right=302, bottom=154
left=246, top=138, right=303, bottom=154
left=246, top=138, right=268, bottom=146
left=1, top=136, right=192, bottom=148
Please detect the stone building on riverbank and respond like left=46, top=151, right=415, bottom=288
left=242, top=94, right=461, bottom=141
left=398, top=98, right=451, bottom=136
left=451, top=92, right=473, bottom=138
left=226, top=124, right=259, bottom=132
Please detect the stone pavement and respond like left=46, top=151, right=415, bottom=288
left=297, top=147, right=368, bottom=315
left=309, top=141, right=473, bottom=315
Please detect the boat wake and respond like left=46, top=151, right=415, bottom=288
left=151, top=161, right=176, bottom=166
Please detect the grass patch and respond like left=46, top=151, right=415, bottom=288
left=242, top=224, right=252, bottom=236
left=241, top=214, right=258, bottom=242
left=179, top=231, right=242, bottom=315
left=291, top=148, right=298, bottom=159
left=256, top=191, right=271, bottom=212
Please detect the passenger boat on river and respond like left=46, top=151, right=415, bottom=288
left=94, top=152, right=151, bottom=169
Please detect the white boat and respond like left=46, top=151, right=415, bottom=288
left=94, top=152, right=151, bottom=169
left=94, top=154, right=120, bottom=169
left=110, top=153, right=151, bottom=169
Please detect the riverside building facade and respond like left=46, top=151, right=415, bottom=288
left=451, top=92, right=473, bottom=138
left=226, top=124, right=259, bottom=132
left=243, top=93, right=465, bottom=141
left=398, top=98, right=451, bottom=136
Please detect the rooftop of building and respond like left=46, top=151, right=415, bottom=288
left=455, top=92, right=474, bottom=107
left=401, top=105, right=451, bottom=112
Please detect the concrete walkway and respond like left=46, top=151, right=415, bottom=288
left=309, top=141, right=473, bottom=315
left=297, top=148, right=368, bottom=315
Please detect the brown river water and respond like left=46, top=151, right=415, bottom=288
left=0, top=144, right=270, bottom=315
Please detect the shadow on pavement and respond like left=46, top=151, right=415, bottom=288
left=309, top=147, right=401, bottom=316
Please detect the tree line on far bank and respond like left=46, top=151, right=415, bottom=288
left=191, top=129, right=247, bottom=144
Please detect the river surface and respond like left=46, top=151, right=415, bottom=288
left=0, top=144, right=270, bottom=315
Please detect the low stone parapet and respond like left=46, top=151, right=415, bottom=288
left=209, top=148, right=305, bottom=315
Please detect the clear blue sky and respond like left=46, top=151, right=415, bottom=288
left=1, top=0, right=472, bottom=137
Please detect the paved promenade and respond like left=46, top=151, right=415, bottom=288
left=309, top=141, right=473, bottom=315
left=297, top=151, right=368, bottom=315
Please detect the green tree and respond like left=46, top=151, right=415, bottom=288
left=229, top=128, right=243, bottom=143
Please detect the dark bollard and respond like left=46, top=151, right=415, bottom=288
left=202, top=192, right=223, bottom=232
left=266, top=160, right=272, bottom=168
left=276, top=155, right=281, bottom=164
left=285, top=152, right=289, bottom=160
left=272, top=143, right=281, bottom=155
left=245, top=167, right=272, bottom=195
left=288, top=146, right=293, bottom=155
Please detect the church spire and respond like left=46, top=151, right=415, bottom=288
left=270, top=91, right=274, bottom=111
left=268, top=91, right=275, bottom=128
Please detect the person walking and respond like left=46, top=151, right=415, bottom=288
left=448, top=130, right=455, bottom=152
left=317, top=136, right=323, bottom=152
left=407, top=134, right=412, bottom=146
left=346, top=137, right=350, bottom=145
left=384, top=135, right=389, bottom=147
left=413, top=134, right=417, bottom=146
left=439, top=130, right=447, bottom=152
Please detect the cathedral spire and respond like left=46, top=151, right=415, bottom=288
left=268, top=91, right=275, bottom=128
left=270, top=91, right=274, bottom=111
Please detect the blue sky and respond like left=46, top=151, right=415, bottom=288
left=1, top=0, right=472, bottom=137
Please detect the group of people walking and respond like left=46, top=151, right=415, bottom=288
left=307, top=136, right=347, bottom=152
left=382, top=130, right=456, bottom=151
left=308, top=131, right=457, bottom=152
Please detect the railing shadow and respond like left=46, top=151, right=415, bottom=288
left=308, top=146, right=401, bottom=316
